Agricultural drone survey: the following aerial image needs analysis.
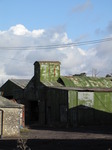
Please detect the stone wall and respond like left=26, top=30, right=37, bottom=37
left=0, top=110, right=2, bottom=136
left=0, top=108, right=20, bottom=137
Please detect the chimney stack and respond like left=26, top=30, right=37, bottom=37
left=34, top=61, right=61, bottom=83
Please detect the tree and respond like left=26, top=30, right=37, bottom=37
left=92, top=68, right=100, bottom=77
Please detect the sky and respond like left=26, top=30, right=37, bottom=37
left=0, top=0, right=112, bottom=85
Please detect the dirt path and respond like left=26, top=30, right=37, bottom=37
left=20, top=126, right=112, bottom=140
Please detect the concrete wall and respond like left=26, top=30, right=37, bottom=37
left=0, top=110, right=2, bottom=137
left=0, top=108, right=20, bottom=137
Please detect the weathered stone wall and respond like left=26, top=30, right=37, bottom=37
left=0, top=110, right=2, bottom=136
left=1, top=108, right=20, bottom=137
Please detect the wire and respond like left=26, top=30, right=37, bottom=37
left=0, top=37, right=112, bottom=50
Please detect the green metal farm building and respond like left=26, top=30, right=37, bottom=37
left=1, top=61, right=112, bottom=127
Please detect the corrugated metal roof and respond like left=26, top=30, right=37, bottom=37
left=9, top=79, right=30, bottom=89
left=60, top=76, right=112, bottom=89
left=0, top=96, right=23, bottom=108
left=41, top=81, right=63, bottom=87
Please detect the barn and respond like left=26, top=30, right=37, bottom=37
left=31, top=61, right=112, bottom=127
left=1, top=61, right=112, bottom=127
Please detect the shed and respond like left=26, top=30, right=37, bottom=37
left=0, top=96, right=23, bottom=137
left=0, top=79, right=29, bottom=101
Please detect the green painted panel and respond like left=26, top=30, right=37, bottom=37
left=69, top=91, right=112, bottom=125
left=40, top=62, right=60, bottom=82
left=94, top=92, right=112, bottom=113
left=77, top=92, right=112, bottom=113
left=68, top=91, right=77, bottom=109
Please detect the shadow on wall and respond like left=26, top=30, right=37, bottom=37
left=69, top=105, right=112, bottom=126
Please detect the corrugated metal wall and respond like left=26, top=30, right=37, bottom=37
left=45, top=88, right=68, bottom=126
left=68, top=90, right=112, bottom=126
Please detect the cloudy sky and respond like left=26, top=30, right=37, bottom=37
left=0, top=0, right=112, bottom=85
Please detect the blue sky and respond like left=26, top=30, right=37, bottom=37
left=0, top=0, right=112, bottom=84
left=0, top=0, right=112, bottom=40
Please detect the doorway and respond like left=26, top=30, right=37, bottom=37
left=30, top=101, right=39, bottom=122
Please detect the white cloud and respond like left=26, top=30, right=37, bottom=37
left=0, top=24, right=112, bottom=86
left=9, top=24, right=29, bottom=35
left=78, top=48, right=86, bottom=56
left=32, top=29, right=45, bottom=37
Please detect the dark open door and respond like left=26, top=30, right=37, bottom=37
left=30, top=101, right=39, bottom=122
